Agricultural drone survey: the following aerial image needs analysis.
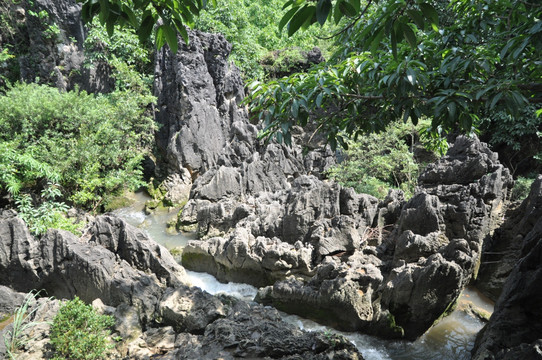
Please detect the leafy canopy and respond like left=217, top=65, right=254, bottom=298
left=78, top=0, right=216, bottom=53
left=248, top=0, right=542, bottom=148
left=194, top=0, right=335, bottom=80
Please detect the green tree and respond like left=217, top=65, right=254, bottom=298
left=78, top=0, right=216, bottom=53
left=194, top=0, right=335, bottom=79
left=248, top=0, right=542, bottom=148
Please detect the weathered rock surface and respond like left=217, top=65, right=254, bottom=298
left=183, top=228, right=314, bottom=287
left=130, top=297, right=363, bottom=360
left=182, top=176, right=385, bottom=286
left=0, top=212, right=188, bottom=320
left=477, top=175, right=542, bottom=301
left=0, top=0, right=111, bottom=92
left=153, top=29, right=336, bottom=207
left=472, top=178, right=542, bottom=360
left=0, top=281, right=363, bottom=360
left=255, top=136, right=513, bottom=340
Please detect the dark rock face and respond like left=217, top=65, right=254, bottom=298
left=0, top=213, right=188, bottom=320
left=153, top=29, right=335, bottom=205
left=1, top=0, right=112, bottom=92
left=0, top=211, right=363, bottom=359
left=0, top=287, right=363, bottom=360
left=472, top=178, right=542, bottom=360
left=154, top=30, right=247, bottom=177
left=182, top=176, right=384, bottom=286
left=477, top=176, right=542, bottom=301
left=379, top=136, right=513, bottom=338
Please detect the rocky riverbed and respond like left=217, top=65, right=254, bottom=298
left=0, top=0, right=541, bottom=358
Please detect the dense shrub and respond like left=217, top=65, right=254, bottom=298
left=0, top=83, right=156, bottom=211
left=194, top=0, right=335, bottom=80
left=50, top=297, right=115, bottom=360
left=326, top=121, right=433, bottom=199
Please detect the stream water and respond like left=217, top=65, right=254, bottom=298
left=113, top=192, right=494, bottom=360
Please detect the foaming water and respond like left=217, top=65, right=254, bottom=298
left=185, top=270, right=258, bottom=302
left=116, top=196, right=494, bottom=360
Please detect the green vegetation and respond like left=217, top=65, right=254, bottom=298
left=511, top=176, right=537, bottom=202
left=50, top=297, right=115, bottom=360
left=249, top=0, right=541, bottom=149
left=15, top=183, right=82, bottom=235
left=3, top=291, right=46, bottom=360
left=194, top=0, right=335, bottom=79
left=327, top=120, right=429, bottom=199
left=84, top=18, right=154, bottom=94
left=0, top=83, right=155, bottom=215
left=79, top=0, right=216, bottom=53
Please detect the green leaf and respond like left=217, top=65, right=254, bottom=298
left=489, top=92, right=503, bottom=110
left=288, top=6, right=315, bottom=36
left=406, top=9, right=425, bottom=29
left=316, top=92, right=324, bottom=107
left=420, top=3, right=438, bottom=26
left=155, top=25, right=167, bottom=50
left=369, top=26, right=385, bottom=54
left=279, top=6, right=299, bottom=32
left=391, top=25, right=398, bottom=59
left=349, top=0, right=361, bottom=13
left=316, top=0, right=332, bottom=26
left=163, top=24, right=179, bottom=53
left=138, top=12, right=155, bottom=43
left=292, top=99, right=299, bottom=118
left=106, top=20, right=114, bottom=37
left=401, top=22, right=417, bottom=49
left=338, top=1, right=357, bottom=17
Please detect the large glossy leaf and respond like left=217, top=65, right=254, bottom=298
left=316, top=0, right=332, bottom=26
left=287, top=6, right=315, bottom=37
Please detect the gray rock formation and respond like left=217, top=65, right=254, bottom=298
left=477, top=175, right=542, bottom=301
left=183, top=228, right=314, bottom=287
left=153, top=29, right=335, bottom=206
left=182, top=176, right=385, bottom=286
left=0, top=278, right=363, bottom=360
left=379, top=136, right=513, bottom=338
left=255, top=136, right=513, bottom=340
left=0, top=212, right=188, bottom=320
left=472, top=178, right=542, bottom=360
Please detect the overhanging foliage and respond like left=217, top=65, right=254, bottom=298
left=248, top=0, right=542, bottom=148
